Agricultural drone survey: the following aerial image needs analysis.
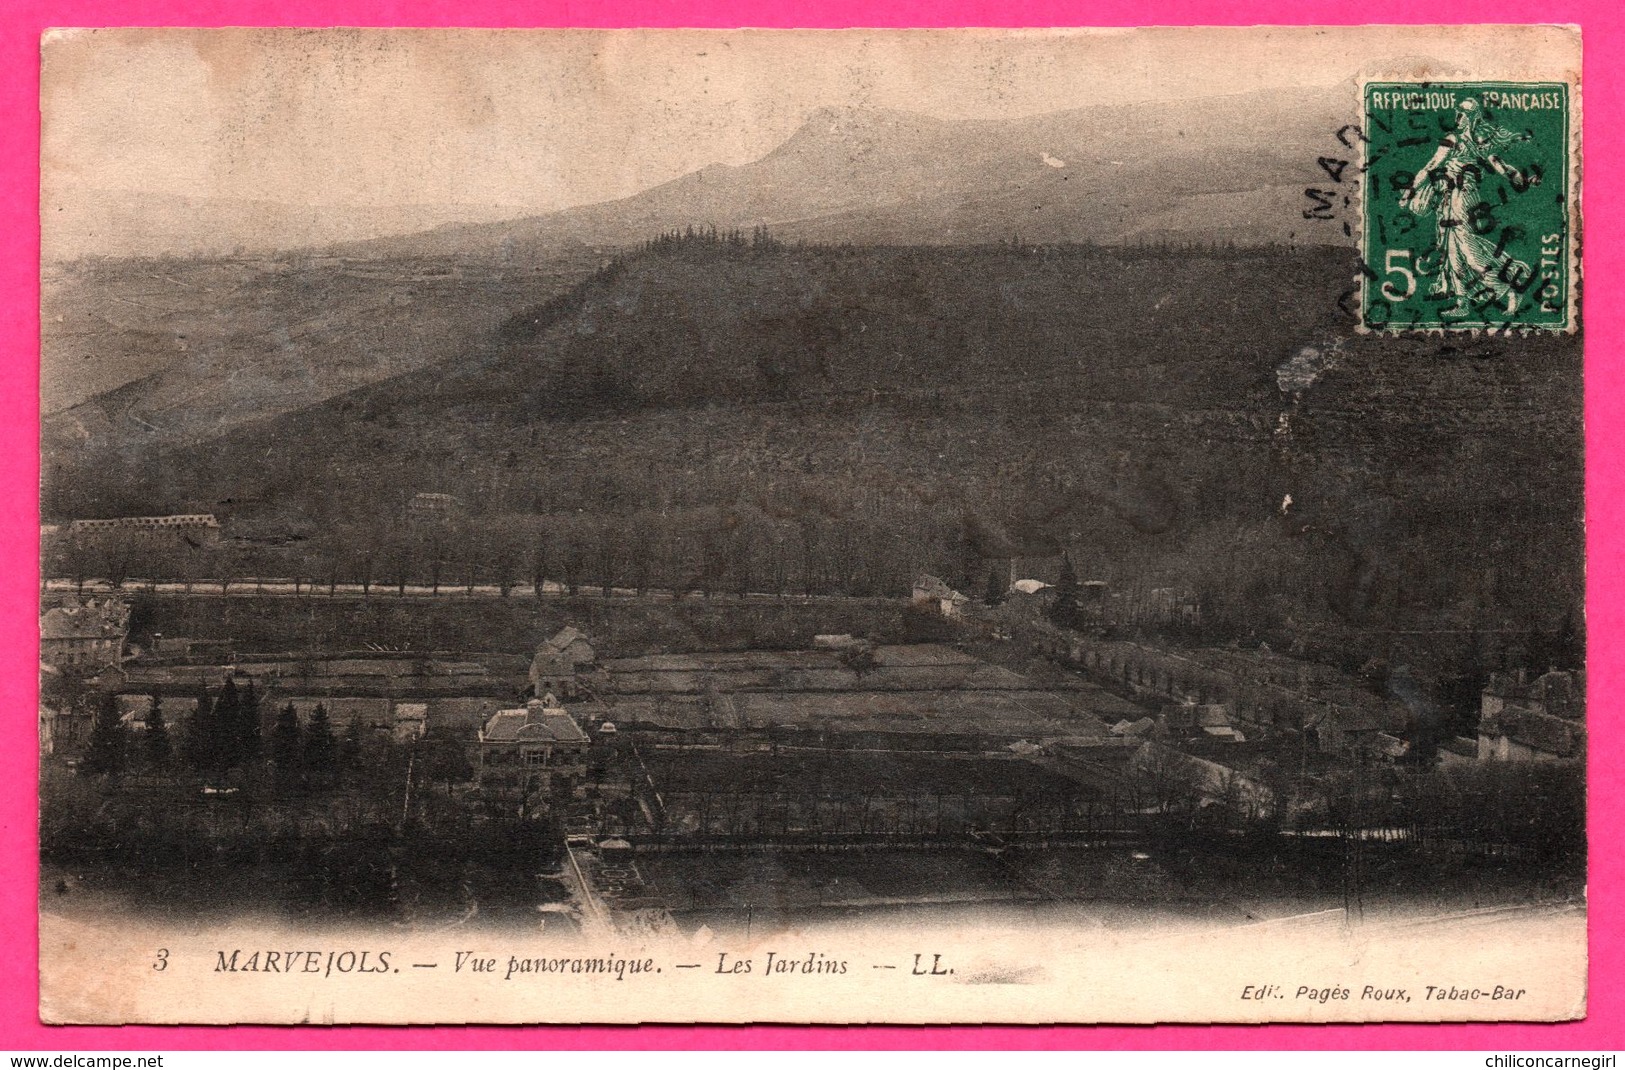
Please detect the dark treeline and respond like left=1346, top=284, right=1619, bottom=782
left=609, top=734, right=1582, bottom=879
left=70, top=678, right=471, bottom=809
left=43, top=678, right=554, bottom=923
left=74, top=678, right=362, bottom=790
left=637, top=226, right=1305, bottom=261
left=42, top=775, right=563, bottom=922
left=640, top=224, right=786, bottom=253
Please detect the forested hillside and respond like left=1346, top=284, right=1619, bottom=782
left=44, top=237, right=1584, bottom=715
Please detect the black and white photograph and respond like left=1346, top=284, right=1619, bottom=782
left=36, top=25, right=1586, bottom=1024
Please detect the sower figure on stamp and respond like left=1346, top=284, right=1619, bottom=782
left=1400, top=97, right=1541, bottom=318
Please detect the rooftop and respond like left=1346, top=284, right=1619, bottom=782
left=1483, top=704, right=1585, bottom=758
left=542, top=626, right=589, bottom=651
left=41, top=600, right=129, bottom=641
left=912, top=574, right=967, bottom=602
left=483, top=700, right=589, bottom=744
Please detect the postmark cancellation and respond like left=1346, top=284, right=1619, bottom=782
left=1360, top=79, right=1577, bottom=332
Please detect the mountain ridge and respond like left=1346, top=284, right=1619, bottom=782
left=42, top=84, right=1356, bottom=464
left=326, top=84, right=1354, bottom=260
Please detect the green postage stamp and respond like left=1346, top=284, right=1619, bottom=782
left=1362, top=81, right=1575, bottom=331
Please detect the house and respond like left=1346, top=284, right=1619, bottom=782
left=1309, top=706, right=1390, bottom=757
left=528, top=627, right=596, bottom=698
left=1194, top=705, right=1245, bottom=742
left=1109, top=717, right=1160, bottom=739
left=116, top=694, right=154, bottom=731
left=1477, top=669, right=1586, bottom=762
left=1162, top=700, right=1245, bottom=742
left=40, top=598, right=130, bottom=670
left=476, top=695, right=591, bottom=801
left=1182, top=703, right=1245, bottom=743
left=529, top=651, right=577, bottom=699
left=911, top=575, right=969, bottom=618
left=987, top=582, right=1059, bottom=629
left=1129, top=740, right=1274, bottom=815
left=598, top=837, right=634, bottom=858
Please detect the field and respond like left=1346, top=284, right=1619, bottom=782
left=645, top=750, right=1087, bottom=798
left=608, top=643, right=1085, bottom=694
left=631, top=747, right=1123, bottom=844
left=728, top=691, right=1111, bottom=737
left=599, top=642, right=1143, bottom=738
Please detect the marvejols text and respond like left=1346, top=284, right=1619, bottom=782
left=214, top=950, right=392, bottom=976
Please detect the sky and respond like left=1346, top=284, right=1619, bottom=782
left=40, top=26, right=1584, bottom=218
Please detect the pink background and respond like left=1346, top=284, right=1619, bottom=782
left=2, top=0, right=1619, bottom=1051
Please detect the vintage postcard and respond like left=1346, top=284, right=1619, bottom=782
left=37, top=26, right=1585, bottom=1024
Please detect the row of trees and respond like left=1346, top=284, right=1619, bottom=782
left=73, top=679, right=490, bottom=808
left=77, top=680, right=364, bottom=790
left=637, top=228, right=1305, bottom=261
left=49, top=503, right=957, bottom=602
left=640, top=225, right=785, bottom=254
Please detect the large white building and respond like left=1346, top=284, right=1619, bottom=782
left=477, top=695, right=590, bottom=802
